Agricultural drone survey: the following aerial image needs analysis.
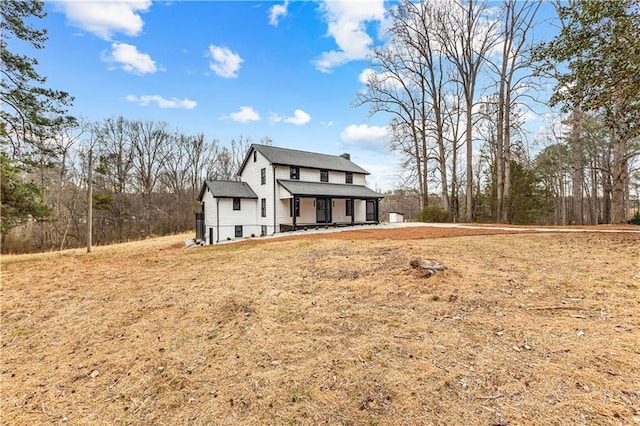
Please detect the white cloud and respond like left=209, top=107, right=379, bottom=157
left=208, top=45, right=243, bottom=78
left=313, top=0, right=386, bottom=73
left=340, top=124, right=389, bottom=153
left=284, top=109, right=311, bottom=126
left=225, top=106, right=261, bottom=123
left=126, top=95, right=197, bottom=109
left=269, top=1, right=289, bottom=27
left=102, top=43, right=157, bottom=75
left=55, top=1, right=151, bottom=40
left=269, top=113, right=284, bottom=124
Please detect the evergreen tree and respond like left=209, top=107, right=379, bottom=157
left=535, top=0, right=640, bottom=223
left=1, top=0, right=74, bottom=234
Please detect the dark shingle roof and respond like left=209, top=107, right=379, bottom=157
left=246, top=144, right=370, bottom=175
left=198, top=180, right=258, bottom=201
left=278, top=180, right=383, bottom=199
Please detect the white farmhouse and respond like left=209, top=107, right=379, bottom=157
left=196, top=144, right=384, bottom=244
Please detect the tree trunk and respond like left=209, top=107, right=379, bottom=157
left=590, top=161, right=598, bottom=225
left=571, top=107, right=584, bottom=225
left=502, top=88, right=512, bottom=223
left=87, top=149, right=93, bottom=253
left=611, top=129, right=628, bottom=224
left=465, top=112, right=474, bottom=222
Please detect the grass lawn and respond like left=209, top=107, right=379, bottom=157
left=2, top=227, right=639, bottom=425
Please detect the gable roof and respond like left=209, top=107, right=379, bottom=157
left=278, top=180, right=383, bottom=199
left=240, top=144, right=370, bottom=175
left=198, top=180, right=258, bottom=201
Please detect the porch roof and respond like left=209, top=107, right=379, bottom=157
left=278, top=179, right=383, bottom=199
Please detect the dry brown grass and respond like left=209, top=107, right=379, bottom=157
left=2, top=227, right=639, bottom=425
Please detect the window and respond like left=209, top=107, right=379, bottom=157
left=261, top=225, right=267, bottom=236
left=320, top=169, right=329, bottom=182
left=289, top=197, right=300, bottom=217
left=346, top=172, right=353, bottom=184
left=290, top=166, right=299, bottom=180
left=346, top=199, right=353, bottom=216
left=261, top=198, right=266, bottom=217
left=253, top=150, right=257, bottom=162
left=261, top=168, right=266, bottom=185
left=233, top=198, right=241, bottom=210
left=235, top=225, right=243, bottom=238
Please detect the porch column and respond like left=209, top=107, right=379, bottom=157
left=351, top=198, right=355, bottom=225
left=292, top=195, right=298, bottom=229
left=375, top=199, right=380, bottom=223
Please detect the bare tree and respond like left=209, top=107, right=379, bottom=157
left=489, top=0, right=542, bottom=223
left=355, top=4, right=431, bottom=209
left=437, top=0, right=499, bottom=221
left=130, top=120, right=170, bottom=237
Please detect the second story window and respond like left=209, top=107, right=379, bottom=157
left=253, top=150, right=257, bottom=162
left=346, top=172, right=353, bottom=184
left=290, top=166, right=299, bottom=180
left=320, top=169, right=329, bottom=182
left=233, top=198, right=241, bottom=210
left=261, top=168, right=266, bottom=185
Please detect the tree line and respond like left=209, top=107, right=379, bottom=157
left=2, top=0, right=639, bottom=253
left=358, top=0, right=639, bottom=224
left=5, top=113, right=267, bottom=252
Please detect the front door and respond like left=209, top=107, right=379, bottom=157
left=316, top=198, right=331, bottom=223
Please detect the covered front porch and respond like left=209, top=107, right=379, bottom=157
left=277, top=180, right=383, bottom=232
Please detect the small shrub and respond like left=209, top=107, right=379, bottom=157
left=418, top=205, right=449, bottom=222
left=628, top=211, right=640, bottom=226
left=251, top=233, right=256, bottom=238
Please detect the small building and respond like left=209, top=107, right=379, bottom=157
left=389, top=212, right=404, bottom=223
left=196, top=144, right=384, bottom=244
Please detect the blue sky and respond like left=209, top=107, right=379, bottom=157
left=30, top=1, right=557, bottom=191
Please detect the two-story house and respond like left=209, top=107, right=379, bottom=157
left=196, top=144, right=384, bottom=244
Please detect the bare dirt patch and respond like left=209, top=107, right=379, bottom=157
left=2, top=227, right=639, bottom=425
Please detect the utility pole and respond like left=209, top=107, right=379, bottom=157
left=87, top=148, right=93, bottom=253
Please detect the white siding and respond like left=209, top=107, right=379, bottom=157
left=240, top=149, right=276, bottom=235
left=202, top=194, right=259, bottom=243
left=217, top=198, right=258, bottom=242
left=352, top=173, right=366, bottom=185
left=274, top=165, right=292, bottom=228
left=202, top=190, right=217, bottom=244
left=354, top=199, right=367, bottom=222
left=228, top=152, right=376, bottom=234
left=333, top=199, right=350, bottom=223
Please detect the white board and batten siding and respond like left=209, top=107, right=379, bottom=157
left=217, top=198, right=258, bottom=242
left=239, top=149, right=276, bottom=235
left=201, top=190, right=259, bottom=243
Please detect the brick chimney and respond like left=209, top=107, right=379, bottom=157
left=340, top=153, right=351, bottom=160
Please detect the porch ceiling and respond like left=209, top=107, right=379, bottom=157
left=278, top=179, right=383, bottom=199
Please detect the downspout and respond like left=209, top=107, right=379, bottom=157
left=216, top=198, right=220, bottom=243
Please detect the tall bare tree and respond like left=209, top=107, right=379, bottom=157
left=130, top=120, right=170, bottom=237
left=438, top=0, right=499, bottom=221
left=488, top=0, right=542, bottom=223
left=355, top=23, right=430, bottom=209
